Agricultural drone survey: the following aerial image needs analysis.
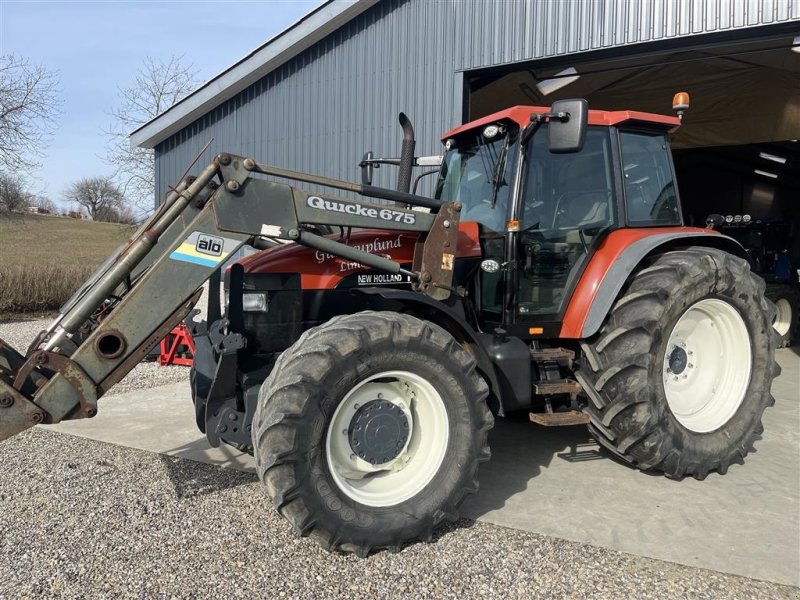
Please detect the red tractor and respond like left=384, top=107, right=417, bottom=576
left=0, top=98, right=778, bottom=556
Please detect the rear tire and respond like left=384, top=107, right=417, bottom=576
left=575, top=248, right=779, bottom=479
left=765, top=283, right=799, bottom=347
left=252, top=311, right=492, bottom=555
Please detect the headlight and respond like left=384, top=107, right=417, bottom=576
left=242, top=292, right=269, bottom=312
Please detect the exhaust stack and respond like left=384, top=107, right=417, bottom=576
left=396, top=113, right=415, bottom=193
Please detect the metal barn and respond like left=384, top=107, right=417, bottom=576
left=132, top=0, right=800, bottom=235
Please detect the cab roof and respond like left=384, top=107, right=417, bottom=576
left=442, top=105, right=680, bottom=140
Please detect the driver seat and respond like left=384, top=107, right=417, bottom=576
left=554, top=191, right=609, bottom=228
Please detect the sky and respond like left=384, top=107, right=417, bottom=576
left=0, top=0, right=323, bottom=207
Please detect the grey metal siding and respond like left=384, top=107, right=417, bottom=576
left=154, top=0, right=799, bottom=200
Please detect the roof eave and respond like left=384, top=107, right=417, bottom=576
left=130, top=0, right=378, bottom=150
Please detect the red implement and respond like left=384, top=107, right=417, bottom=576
left=159, top=323, right=195, bottom=367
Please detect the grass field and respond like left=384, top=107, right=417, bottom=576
left=0, top=214, right=133, bottom=314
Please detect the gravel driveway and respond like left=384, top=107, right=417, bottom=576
left=1, top=316, right=797, bottom=599
left=1, top=429, right=797, bottom=600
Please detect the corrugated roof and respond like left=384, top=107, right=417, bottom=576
left=130, top=0, right=378, bottom=149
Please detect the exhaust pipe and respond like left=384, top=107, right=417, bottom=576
left=396, top=113, right=415, bottom=194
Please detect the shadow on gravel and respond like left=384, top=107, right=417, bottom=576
left=159, top=454, right=257, bottom=499
left=462, top=415, right=612, bottom=519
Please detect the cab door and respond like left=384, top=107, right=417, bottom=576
left=513, top=125, right=618, bottom=333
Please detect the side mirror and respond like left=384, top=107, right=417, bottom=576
left=548, top=99, right=588, bottom=154
left=359, top=151, right=374, bottom=186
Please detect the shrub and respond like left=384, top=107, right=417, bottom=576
left=0, top=264, right=93, bottom=312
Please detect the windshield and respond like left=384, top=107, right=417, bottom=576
left=435, top=126, right=519, bottom=233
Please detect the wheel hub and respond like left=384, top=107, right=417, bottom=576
left=348, top=399, right=409, bottom=465
left=668, top=346, right=688, bottom=375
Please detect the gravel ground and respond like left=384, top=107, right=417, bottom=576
left=0, top=430, right=797, bottom=600
left=0, top=315, right=190, bottom=396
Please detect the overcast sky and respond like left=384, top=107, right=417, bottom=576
left=0, top=0, right=322, bottom=206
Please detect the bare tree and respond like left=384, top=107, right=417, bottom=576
left=64, top=177, right=124, bottom=221
left=29, top=194, right=56, bottom=213
left=0, top=54, right=60, bottom=172
left=0, top=172, right=30, bottom=213
left=105, top=55, right=198, bottom=213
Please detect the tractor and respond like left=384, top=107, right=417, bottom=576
left=0, top=96, right=778, bottom=556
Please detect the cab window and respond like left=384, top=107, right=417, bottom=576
left=620, top=131, right=681, bottom=226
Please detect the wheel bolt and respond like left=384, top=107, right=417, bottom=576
left=342, top=429, right=348, bottom=435
left=377, top=393, right=383, bottom=399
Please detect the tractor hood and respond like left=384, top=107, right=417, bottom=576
left=236, top=223, right=481, bottom=290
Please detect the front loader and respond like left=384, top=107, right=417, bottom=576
left=0, top=97, right=778, bottom=555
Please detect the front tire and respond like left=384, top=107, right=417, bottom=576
left=575, top=248, right=779, bottom=479
left=252, top=311, right=492, bottom=555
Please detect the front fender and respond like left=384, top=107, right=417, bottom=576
left=352, top=288, right=506, bottom=415
left=562, top=229, right=748, bottom=339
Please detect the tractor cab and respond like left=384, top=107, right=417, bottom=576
left=436, top=103, right=682, bottom=335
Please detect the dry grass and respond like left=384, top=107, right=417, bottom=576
left=0, top=214, right=133, bottom=313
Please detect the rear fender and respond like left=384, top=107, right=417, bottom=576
left=562, top=230, right=749, bottom=339
left=352, top=288, right=506, bottom=415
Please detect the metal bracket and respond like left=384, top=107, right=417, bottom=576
left=412, top=201, right=461, bottom=301
left=11, top=350, right=98, bottom=423
left=33, top=352, right=97, bottom=420
left=214, top=406, right=253, bottom=448
left=0, top=379, right=46, bottom=440
left=208, top=319, right=246, bottom=355
left=203, top=324, right=247, bottom=448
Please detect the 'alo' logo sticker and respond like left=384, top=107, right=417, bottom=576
left=169, top=230, right=239, bottom=268
left=196, top=234, right=223, bottom=256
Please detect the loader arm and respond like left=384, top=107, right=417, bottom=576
left=0, top=153, right=461, bottom=442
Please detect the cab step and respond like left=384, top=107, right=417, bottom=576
left=532, top=378, right=582, bottom=396
left=529, top=410, right=590, bottom=426
left=530, top=347, right=575, bottom=362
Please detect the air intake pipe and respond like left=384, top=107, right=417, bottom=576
left=396, top=113, right=415, bottom=193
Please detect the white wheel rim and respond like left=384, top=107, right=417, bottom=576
left=773, top=298, right=792, bottom=337
left=663, top=298, right=752, bottom=433
left=325, top=370, right=449, bottom=507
